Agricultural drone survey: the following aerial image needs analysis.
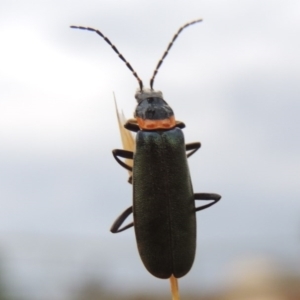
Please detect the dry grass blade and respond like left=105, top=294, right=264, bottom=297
left=170, top=275, right=180, bottom=300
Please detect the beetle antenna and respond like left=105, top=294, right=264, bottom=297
left=70, top=25, right=144, bottom=91
left=149, top=19, right=202, bottom=90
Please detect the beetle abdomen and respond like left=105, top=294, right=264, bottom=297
left=133, top=128, right=196, bottom=279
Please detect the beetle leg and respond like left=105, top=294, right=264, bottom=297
left=112, top=149, right=133, bottom=171
left=175, top=120, right=186, bottom=129
left=124, top=120, right=140, bottom=132
left=110, top=206, right=134, bottom=233
left=186, top=142, right=201, bottom=158
left=194, top=193, right=221, bottom=211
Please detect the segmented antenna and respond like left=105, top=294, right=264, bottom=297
left=150, top=19, right=202, bottom=90
left=70, top=25, right=144, bottom=91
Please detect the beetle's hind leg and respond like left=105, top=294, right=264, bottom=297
left=194, top=193, right=221, bottom=211
left=186, top=142, right=201, bottom=158
left=110, top=206, right=134, bottom=233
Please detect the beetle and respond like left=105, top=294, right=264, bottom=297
left=71, top=19, right=221, bottom=280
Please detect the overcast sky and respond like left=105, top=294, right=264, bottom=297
left=0, top=0, right=300, bottom=299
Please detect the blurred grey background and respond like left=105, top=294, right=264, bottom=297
left=0, top=0, right=300, bottom=299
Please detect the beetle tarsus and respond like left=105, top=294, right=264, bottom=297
left=110, top=206, right=134, bottom=233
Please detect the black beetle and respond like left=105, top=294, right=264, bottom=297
left=71, top=19, right=221, bottom=280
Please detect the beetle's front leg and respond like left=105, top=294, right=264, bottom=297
left=110, top=206, right=134, bottom=233
left=194, top=193, right=221, bottom=211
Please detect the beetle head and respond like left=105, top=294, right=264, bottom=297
left=134, top=88, right=175, bottom=130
